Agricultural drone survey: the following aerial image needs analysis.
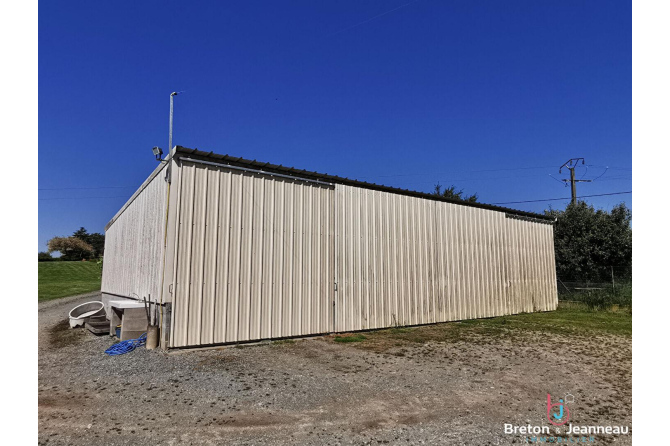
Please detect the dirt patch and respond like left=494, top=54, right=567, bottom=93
left=47, top=319, right=85, bottom=349
left=39, top=394, right=83, bottom=410
left=39, top=302, right=632, bottom=445
left=215, top=413, right=298, bottom=428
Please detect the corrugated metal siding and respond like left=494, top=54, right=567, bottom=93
left=334, top=184, right=557, bottom=332
left=169, top=161, right=334, bottom=347
left=168, top=165, right=556, bottom=348
left=102, top=165, right=168, bottom=302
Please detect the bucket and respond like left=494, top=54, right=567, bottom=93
left=146, top=325, right=159, bottom=350
left=115, top=325, right=121, bottom=338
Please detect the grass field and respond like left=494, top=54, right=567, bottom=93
left=328, top=302, right=631, bottom=352
left=456, top=301, right=632, bottom=336
left=38, top=261, right=102, bottom=301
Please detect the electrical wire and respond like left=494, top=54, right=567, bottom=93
left=586, top=164, right=631, bottom=171
left=326, top=0, right=420, bottom=37
left=597, top=176, right=632, bottom=181
left=590, top=166, right=609, bottom=181
left=38, top=164, right=631, bottom=200
left=492, top=191, right=631, bottom=205
left=549, top=174, right=568, bottom=186
left=580, top=165, right=588, bottom=179
left=361, top=165, right=557, bottom=179
left=39, top=196, right=130, bottom=201
left=39, top=186, right=135, bottom=191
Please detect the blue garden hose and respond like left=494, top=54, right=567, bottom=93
left=105, top=333, right=147, bottom=356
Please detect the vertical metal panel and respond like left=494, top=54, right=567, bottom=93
left=334, top=184, right=557, bottom=332
left=272, top=181, right=285, bottom=338
left=102, top=164, right=168, bottom=303
left=170, top=162, right=334, bottom=347
left=260, top=178, right=274, bottom=339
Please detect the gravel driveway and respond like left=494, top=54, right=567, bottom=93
left=39, top=294, right=632, bottom=445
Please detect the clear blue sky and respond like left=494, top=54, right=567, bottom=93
left=39, top=0, right=631, bottom=250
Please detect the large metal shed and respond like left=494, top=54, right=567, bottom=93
left=102, top=146, right=558, bottom=349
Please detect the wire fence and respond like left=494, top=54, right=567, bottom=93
left=556, top=266, right=632, bottom=308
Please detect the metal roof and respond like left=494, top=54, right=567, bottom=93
left=173, top=146, right=554, bottom=222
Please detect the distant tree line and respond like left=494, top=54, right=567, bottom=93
left=545, top=202, right=631, bottom=283
left=433, top=184, right=478, bottom=203
left=40, top=227, right=105, bottom=261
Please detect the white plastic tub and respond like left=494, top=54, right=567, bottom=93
left=69, top=301, right=105, bottom=328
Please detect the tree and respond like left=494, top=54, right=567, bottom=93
left=87, top=233, right=105, bottom=257
left=72, top=227, right=89, bottom=240
left=38, top=251, right=53, bottom=262
left=47, top=236, right=94, bottom=261
left=72, top=227, right=105, bottom=258
left=545, top=201, right=632, bottom=282
left=433, top=184, right=478, bottom=202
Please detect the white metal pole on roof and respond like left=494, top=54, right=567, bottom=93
left=167, top=92, right=178, bottom=183
left=160, top=91, right=179, bottom=345
left=169, top=92, right=178, bottom=155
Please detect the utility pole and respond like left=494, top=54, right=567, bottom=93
left=559, top=158, right=591, bottom=205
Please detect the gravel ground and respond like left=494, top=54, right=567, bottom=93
left=39, top=294, right=632, bottom=445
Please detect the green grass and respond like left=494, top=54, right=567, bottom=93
left=559, top=284, right=632, bottom=309
left=333, top=334, right=367, bottom=343
left=335, top=303, right=631, bottom=352
left=38, top=261, right=102, bottom=301
left=457, top=302, right=632, bottom=337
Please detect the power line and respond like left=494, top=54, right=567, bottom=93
left=492, top=191, right=631, bottom=205
left=380, top=168, right=631, bottom=187
left=586, top=164, right=631, bottom=171
left=401, top=174, right=550, bottom=184
left=43, top=166, right=563, bottom=192
left=549, top=174, right=567, bottom=185
left=326, top=0, right=420, bottom=37
left=39, top=186, right=135, bottom=191
left=579, top=165, right=588, bottom=179
left=590, top=166, right=609, bottom=181
left=470, top=165, right=556, bottom=173
left=37, top=164, right=631, bottom=195
left=597, top=176, right=632, bottom=181
left=363, top=165, right=557, bottom=179
left=39, top=196, right=130, bottom=201
left=357, top=163, right=630, bottom=181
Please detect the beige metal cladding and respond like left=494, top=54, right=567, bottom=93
left=102, top=164, right=168, bottom=302
left=169, top=161, right=335, bottom=348
left=334, top=184, right=557, bottom=332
